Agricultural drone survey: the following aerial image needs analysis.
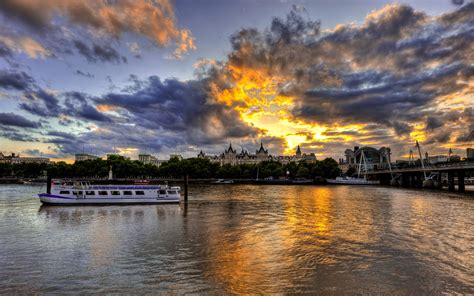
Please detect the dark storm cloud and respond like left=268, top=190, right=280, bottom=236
left=0, top=130, right=38, bottom=142
left=0, top=70, right=35, bottom=91
left=17, top=88, right=112, bottom=124
left=0, top=1, right=50, bottom=30
left=73, top=40, right=126, bottom=64
left=0, top=112, right=41, bottom=128
left=63, top=92, right=112, bottom=123
left=97, top=76, right=259, bottom=142
left=20, top=89, right=62, bottom=117
left=38, top=75, right=261, bottom=155
left=45, top=124, right=183, bottom=156
left=426, top=116, right=444, bottom=130
left=47, top=131, right=75, bottom=140
left=425, top=131, right=452, bottom=144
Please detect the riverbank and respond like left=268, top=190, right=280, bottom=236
left=0, top=177, right=325, bottom=185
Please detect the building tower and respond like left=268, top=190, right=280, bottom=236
left=256, top=142, right=268, bottom=162
left=296, top=145, right=302, bottom=158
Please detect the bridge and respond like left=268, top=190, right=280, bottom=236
left=365, top=161, right=474, bottom=192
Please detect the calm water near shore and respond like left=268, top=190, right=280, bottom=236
left=0, top=184, right=473, bottom=294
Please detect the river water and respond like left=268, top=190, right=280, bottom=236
left=0, top=184, right=473, bottom=294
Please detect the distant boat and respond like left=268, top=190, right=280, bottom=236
left=328, top=149, right=379, bottom=185
left=292, top=178, right=312, bottom=184
left=327, top=176, right=379, bottom=185
left=211, top=179, right=234, bottom=184
left=134, top=179, right=150, bottom=185
left=38, top=179, right=180, bottom=205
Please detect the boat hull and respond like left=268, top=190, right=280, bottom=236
left=38, top=193, right=179, bottom=205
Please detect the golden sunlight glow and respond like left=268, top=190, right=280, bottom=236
left=211, top=65, right=365, bottom=153
left=409, top=124, right=426, bottom=143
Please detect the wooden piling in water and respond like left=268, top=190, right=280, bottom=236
left=183, top=174, right=188, bottom=202
left=46, top=175, right=52, bottom=194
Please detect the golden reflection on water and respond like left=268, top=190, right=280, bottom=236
left=28, top=186, right=474, bottom=294
left=204, top=187, right=341, bottom=293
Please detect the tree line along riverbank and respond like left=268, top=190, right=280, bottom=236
left=0, top=155, right=341, bottom=180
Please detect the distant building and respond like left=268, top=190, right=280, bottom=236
left=138, top=154, right=166, bottom=167
left=427, top=155, right=463, bottom=164
left=339, top=146, right=391, bottom=172
left=467, top=148, right=474, bottom=160
left=198, top=143, right=315, bottom=166
left=75, top=153, right=100, bottom=162
left=0, top=152, right=49, bottom=164
left=19, top=157, right=50, bottom=164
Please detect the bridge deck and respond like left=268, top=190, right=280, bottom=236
left=366, top=161, right=474, bottom=175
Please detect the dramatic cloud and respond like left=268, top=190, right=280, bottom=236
left=20, top=89, right=62, bottom=117
left=63, top=92, right=112, bottom=122
left=97, top=76, right=260, bottom=144
left=0, top=70, right=35, bottom=91
left=0, top=0, right=195, bottom=61
left=0, top=112, right=41, bottom=128
left=0, top=3, right=472, bottom=160
left=73, top=40, right=126, bottom=64
left=19, top=88, right=112, bottom=123
left=0, top=34, right=51, bottom=59
left=0, top=130, right=38, bottom=142
left=200, top=3, right=474, bottom=157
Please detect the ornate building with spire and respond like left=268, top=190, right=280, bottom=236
left=197, top=143, right=316, bottom=166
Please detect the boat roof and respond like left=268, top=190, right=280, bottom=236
left=90, top=185, right=161, bottom=190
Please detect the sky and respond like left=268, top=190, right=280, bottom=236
left=0, top=0, right=472, bottom=162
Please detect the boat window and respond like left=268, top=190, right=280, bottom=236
left=85, top=191, right=95, bottom=195
left=111, top=191, right=120, bottom=195
left=72, top=191, right=77, bottom=195
left=78, top=191, right=83, bottom=195
left=167, top=190, right=177, bottom=195
left=59, top=191, right=70, bottom=194
left=135, top=191, right=145, bottom=195
left=98, top=191, right=108, bottom=195
left=123, top=191, right=133, bottom=195
left=159, top=190, right=167, bottom=195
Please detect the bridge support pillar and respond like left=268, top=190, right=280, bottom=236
left=458, top=171, right=465, bottom=192
left=380, top=174, right=390, bottom=185
left=416, top=173, right=423, bottom=188
left=447, top=172, right=455, bottom=192
left=401, top=173, right=409, bottom=187
left=436, top=173, right=442, bottom=189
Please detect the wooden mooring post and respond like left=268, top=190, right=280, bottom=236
left=183, top=174, right=189, bottom=202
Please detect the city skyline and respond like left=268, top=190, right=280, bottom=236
left=0, top=0, right=472, bottom=163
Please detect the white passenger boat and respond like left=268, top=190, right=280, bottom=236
left=326, top=176, right=379, bottom=185
left=38, top=180, right=180, bottom=205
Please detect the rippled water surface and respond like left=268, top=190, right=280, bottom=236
left=0, top=184, right=473, bottom=294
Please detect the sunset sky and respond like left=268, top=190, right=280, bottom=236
left=0, top=0, right=472, bottom=162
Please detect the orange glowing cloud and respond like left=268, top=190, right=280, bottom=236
left=0, top=0, right=195, bottom=58
left=96, top=104, right=118, bottom=113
